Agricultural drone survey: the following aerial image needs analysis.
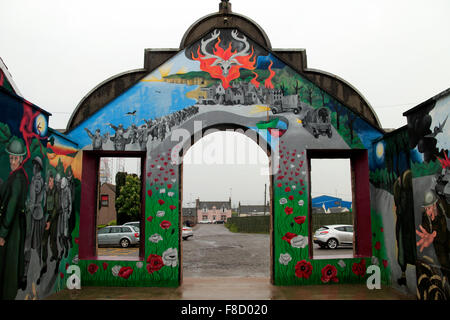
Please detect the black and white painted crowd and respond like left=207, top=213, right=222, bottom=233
left=85, top=105, right=199, bottom=151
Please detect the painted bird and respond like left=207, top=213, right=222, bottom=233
left=126, top=110, right=136, bottom=116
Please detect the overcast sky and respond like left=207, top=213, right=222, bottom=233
left=1, top=0, right=449, bottom=206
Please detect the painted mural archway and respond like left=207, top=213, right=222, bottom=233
left=67, top=22, right=386, bottom=287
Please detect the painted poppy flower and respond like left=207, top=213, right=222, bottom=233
left=160, top=220, right=172, bottom=229
left=285, top=187, right=291, bottom=192
left=167, top=184, right=172, bottom=189
left=147, top=190, right=152, bottom=197
left=60, top=272, right=64, bottom=279
left=321, top=264, right=338, bottom=283
left=65, top=263, right=69, bottom=270
left=284, top=206, right=294, bottom=215
left=74, top=237, right=79, bottom=244
left=87, top=263, right=99, bottom=275
left=169, top=205, right=176, bottom=210
left=158, top=199, right=165, bottom=205
left=382, top=260, right=388, bottom=268
left=295, top=260, right=313, bottom=279
left=351, top=259, right=366, bottom=277
left=102, top=262, right=108, bottom=270
left=375, top=241, right=381, bottom=250
left=294, top=216, right=306, bottom=225
left=118, top=266, right=134, bottom=279
left=282, top=232, right=297, bottom=244
left=146, top=254, right=164, bottom=274
left=277, top=176, right=284, bottom=180
left=147, top=216, right=153, bottom=222
left=277, top=183, right=282, bottom=188
left=288, top=195, right=294, bottom=201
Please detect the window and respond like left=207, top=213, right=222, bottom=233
left=203, top=215, right=208, bottom=220
left=100, top=194, right=109, bottom=207
left=80, top=152, right=145, bottom=261
left=308, top=149, right=371, bottom=260
left=98, top=228, right=110, bottom=234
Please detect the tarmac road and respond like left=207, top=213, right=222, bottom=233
left=182, top=224, right=270, bottom=278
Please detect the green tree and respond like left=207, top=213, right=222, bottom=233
left=115, top=174, right=141, bottom=224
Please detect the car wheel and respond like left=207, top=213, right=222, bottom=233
left=293, top=108, right=299, bottom=114
left=327, top=238, right=338, bottom=249
left=271, top=108, right=277, bottom=114
left=120, top=238, right=130, bottom=248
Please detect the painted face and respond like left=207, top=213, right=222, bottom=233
left=425, top=203, right=437, bottom=220
left=9, top=155, right=23, bottom=171
left=48, top=176, right=54, bottom=190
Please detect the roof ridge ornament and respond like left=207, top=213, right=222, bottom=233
left=219, top=0, right=232, bottom=13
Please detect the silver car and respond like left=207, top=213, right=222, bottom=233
left=97, top=225, right=140, bottom=248
left=313, top=224, right=353, bottom=249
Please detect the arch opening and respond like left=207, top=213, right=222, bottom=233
left=179, top=129, right=274, bottom=283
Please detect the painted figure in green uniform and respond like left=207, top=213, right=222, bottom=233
left=0, top=137, right=29, bottom=299
left=37, top=170, right=60, bottom=284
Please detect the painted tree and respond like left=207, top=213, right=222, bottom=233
left=326, top=98, right=344, bottom=130
left=115, top=174, right=141, bottom=224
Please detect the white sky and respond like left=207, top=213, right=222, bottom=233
left=1, top=0, right=449, bottom=206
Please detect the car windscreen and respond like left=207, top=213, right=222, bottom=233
left=317, top=227, right=329, bottom=232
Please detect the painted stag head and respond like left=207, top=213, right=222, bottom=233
left=192, top=30, right=256, bottom=88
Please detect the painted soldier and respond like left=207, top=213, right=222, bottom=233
left=393, top=169, right=417, bottom=286
left=109, top=123, right=131, bottom=151
left=137, top=124, right=149, bottom=150
left=23, top=156, right=45, bottom=280
left=416, top=190, right=450, bottom=279
left=37, top=171, right=59, bottom=283
left=85, top=128, right=109, bottom=150
left=58, top=177, right=72, bottom=259
left=128, top=124, right=139, bottom=144
left=65, top=166, right=76, bottom=251
left=0, top=137, right=29, bottom=299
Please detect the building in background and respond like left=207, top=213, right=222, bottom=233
left=97, top=183, right=117, bottom=226
left=311, top=195, right=352, bottom=213
left=237, top=202, right=269, bottom=216
left=196, top=198, right=232, bottom=222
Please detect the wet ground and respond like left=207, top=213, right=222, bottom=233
left=47, top=224, right=415, bottom=300
left=182, top=224, right=270, bottom=278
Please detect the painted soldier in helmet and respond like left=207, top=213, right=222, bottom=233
left=0, top=136, right=29, bottom=299
left=416, top=190, right=450, bottom=279
left=23, top=156, right=45, bottom=284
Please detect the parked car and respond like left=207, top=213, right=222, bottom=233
left=182, top=226, right=193, bottom=240
left=97, top=225, right=140, bottom=248
left=198, top=220, right=212, bottom=224
left=124, top=221, right=140, bottom=229
left=214, top=220, right=225, bottom=224
left=313, top=224, right=353, bottom=249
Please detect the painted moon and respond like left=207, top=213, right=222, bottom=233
left=376, top=142, right=384, bottom=159
left=35, top=114, right=48, bottom=137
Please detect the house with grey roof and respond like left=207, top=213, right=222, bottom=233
left=196, top=198, right=232, bottom=223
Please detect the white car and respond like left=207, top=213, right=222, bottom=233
left=182, top=226, right=193, bottom=240
left=198, top=220, right=212, bottom=224
left=313, top=224, right=354, bottom=249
